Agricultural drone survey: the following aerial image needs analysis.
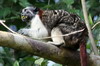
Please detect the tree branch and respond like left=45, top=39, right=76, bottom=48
left=92, top=21, right=100, bottom=30
left=0, top=31, right=99, bottom=66
left=81, top=0, right=98, bottom=55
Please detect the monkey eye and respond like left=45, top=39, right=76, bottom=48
left=26, top=11, right=30, bottom=14
left=24, top=9, right=27, bottom=12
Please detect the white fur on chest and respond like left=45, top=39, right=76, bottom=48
left=30, top=15, right=48, bottom=39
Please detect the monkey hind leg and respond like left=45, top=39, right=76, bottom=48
left=48, top=27, right=65, bottom=46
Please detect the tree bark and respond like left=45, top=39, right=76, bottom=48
left=0, top=31, right=99, bottom=66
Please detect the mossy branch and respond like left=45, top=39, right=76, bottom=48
left=0, top=31, right=99, bottom=66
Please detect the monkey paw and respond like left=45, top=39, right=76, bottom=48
left=47, top=41, right=64, bottom=47
left=18, top=28, right=29, bottom=36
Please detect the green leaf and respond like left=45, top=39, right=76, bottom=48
left=53, top=63, right=62, bottom=66
left=13, top=61, right=19, bottom=66
left=23, top=57, right=36, bottom=61
left=88, top=14, right=94, bottom=25
left=0, top=59, right=4, bottom=64
left=86, top=1, right=91, bottom=10
left=0, top=0, right=4, bottom=5
left=19, top=0, right=31, bottom=7
left=0, top=7, right=11, bottom=18
left=35, top=58, right=44, bottom=65
left=13, top=0, right=17, bottom=3
left=11, top=0, right=17, bottom=3
left=0, top=47, right=4, bottom=53
left=63, top=0, right=74, bottom=5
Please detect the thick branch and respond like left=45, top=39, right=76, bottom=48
left=0, top=31, right=99, bottom=66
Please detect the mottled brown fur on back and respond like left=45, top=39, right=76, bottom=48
left=42, top=10, right=87, bottom=50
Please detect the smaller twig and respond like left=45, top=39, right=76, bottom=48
left=0, top=20, right=5, bottom=22
left=0, top=20, right=17, bottom=34
left=81, top=0, right=98, bottom=55
left=47, top=0, right=50, bottom=10
left=0, top=20, right=85, bottom=40
left=92, top=21, right=100, bottom=30
left=37, top=29, right=85, bottom=40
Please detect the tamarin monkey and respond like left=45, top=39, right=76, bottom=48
left=18, top=6, right=87, bottom=51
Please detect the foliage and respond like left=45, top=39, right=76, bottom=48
left=0, top=0, right=100, bottom=66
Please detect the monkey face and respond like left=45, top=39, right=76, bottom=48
left=21, top=6, right=39, bottom=22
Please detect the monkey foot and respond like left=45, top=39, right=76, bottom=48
left=47, top=41, right=64, bottom=47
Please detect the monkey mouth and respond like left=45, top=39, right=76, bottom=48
left=21, top=15, right=28, bottom=20
left=21, top=15, right=28, bottom=21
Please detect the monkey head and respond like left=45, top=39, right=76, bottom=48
left=21, top=6, right=39, bottom=22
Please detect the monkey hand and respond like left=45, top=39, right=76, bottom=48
left=18, top=28, right=30, bottom=36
